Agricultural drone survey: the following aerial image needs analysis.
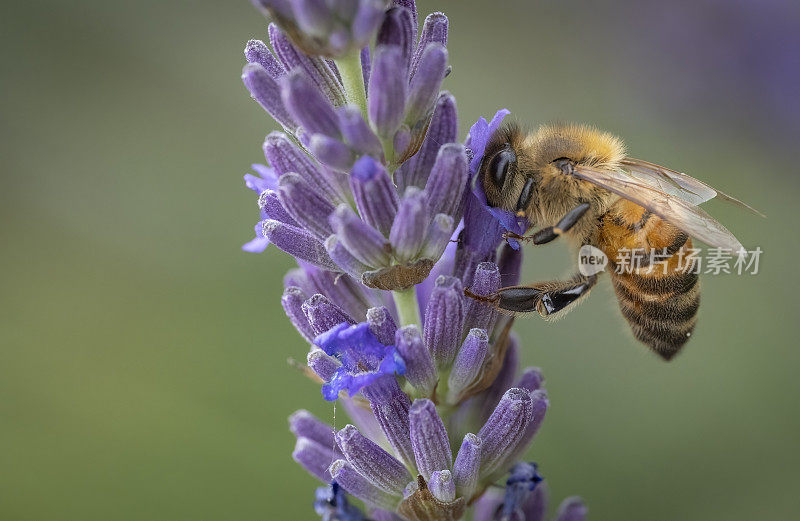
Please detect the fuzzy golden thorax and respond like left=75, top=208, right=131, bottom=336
left=481, top=122, right=626, bottom=244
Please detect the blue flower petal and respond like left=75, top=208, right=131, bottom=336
left=315, top=322, right=406, bottom=401
left=466, top=109, right=530, bottom=249
left=241, top=221, right=270, bottom=253
left=244, top=163, right=279, bottom=193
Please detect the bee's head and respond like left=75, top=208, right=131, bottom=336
left=479, top=124, right=532, bottom=214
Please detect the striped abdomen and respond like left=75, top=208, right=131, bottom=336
left=598, top=199, right=701, bottom=360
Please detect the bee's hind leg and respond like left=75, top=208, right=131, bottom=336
left=470, top=274, right=597, bottom=319
left=505, top=202, right=591, bottom=245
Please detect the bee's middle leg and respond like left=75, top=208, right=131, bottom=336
left=505, top=202, right=591, bottom=245
left=478, top=274, right=597, bottom=318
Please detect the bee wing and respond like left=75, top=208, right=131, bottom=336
left=621, top=157, right=764, bottom=217
left=572, top=164, right=745, bottom=252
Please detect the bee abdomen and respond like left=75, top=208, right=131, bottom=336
left=611, top=269, right=700, bottom=361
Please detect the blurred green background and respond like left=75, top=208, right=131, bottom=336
left=2, top=1, right=798, bottom=519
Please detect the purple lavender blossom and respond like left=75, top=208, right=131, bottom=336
left=243, top=2, right=462, bottom=292
left=238, top=1, right=588, bottom=519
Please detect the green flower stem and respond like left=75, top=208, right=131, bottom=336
left=335, top=51, right=368, bottom=120
left=392, top=286, right=422, bottom=327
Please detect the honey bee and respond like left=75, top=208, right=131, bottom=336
left=470, top=123, right=760, bottom=360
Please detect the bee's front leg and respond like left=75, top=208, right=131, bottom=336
left=504, top=202, right=591, bottom=245
left=468, top=274, right=597, bottom=319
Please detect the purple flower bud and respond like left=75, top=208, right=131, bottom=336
left=307, top=348, right=341, bottom=382
left=464, top=262, right=501, bottom=333
left=329, top=459, right=400, bottom=510
left=262, top=220, right=339, bottom=271
left=367, top=381, right=415, bottom=469
left=289, top=409, right=338, bottom=449
left=367, top=306, right=398, bottom=347
left=448, top=329, right=489, bottom=400
left=282, top=70, right=342, bottom=138
left=338, top=105, right=383, bottom=157
left=397, top=92, right=458, bottom=191
left=424, top=143, right=468, bottom=219
left=394, top=325, right=437, bottom=396
left=409, top=399, right=453, bottom=481
left=377, top=7, right=415, bottom=67
left=406, top=43, right=448, bottom=124
left=258, top=189, right=298, bottom=226
left=244, top=39, right=285, bottom=79
left=453, top=433, right=481, bottom=499
left=428, top=470, right=456, bottom=503
left=477, top=388, right=533, bottom=477
left=329, top=204, right=392, bottom=267
left=390, top=188, right=429, bottom=263
left=336, top=424, right=413, bottom=495
left=293, top=437, right=338, bottom=481
left=278, top=173, right=336, bottom=239
left=242, top=63, right=296, bottom=130
left=411, top=13, right=448, bottom=79
left=504, top=390, right=549, bottom=468
left=498, top=242, right=523, bottom=287
left=516, top=367, right=544, bottom=392
left=423, top=276, right=466, bottom=368
left=368, top=45, right=408, bottom=138
left=350, top=156, right=399, bottom=236
left=554, top=497, right=588, bottom=521
left=268, top=24, right=345, bottom=104
left=303, top=294, right=356, bottom=337
left=325, top=234, right=370, bottom=278
left=282, top=286, right=315, bottom=342
left=309, top=134, right=355, bottom=171
left=420, top=213, right=454, bottom=262
left=263, top=131, right=346, bottom=204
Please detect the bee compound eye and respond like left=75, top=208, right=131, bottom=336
left=488, top=149, right=516, bottom=189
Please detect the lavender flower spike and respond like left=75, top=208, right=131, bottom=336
left=239, top=2, right=595, bottom=518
